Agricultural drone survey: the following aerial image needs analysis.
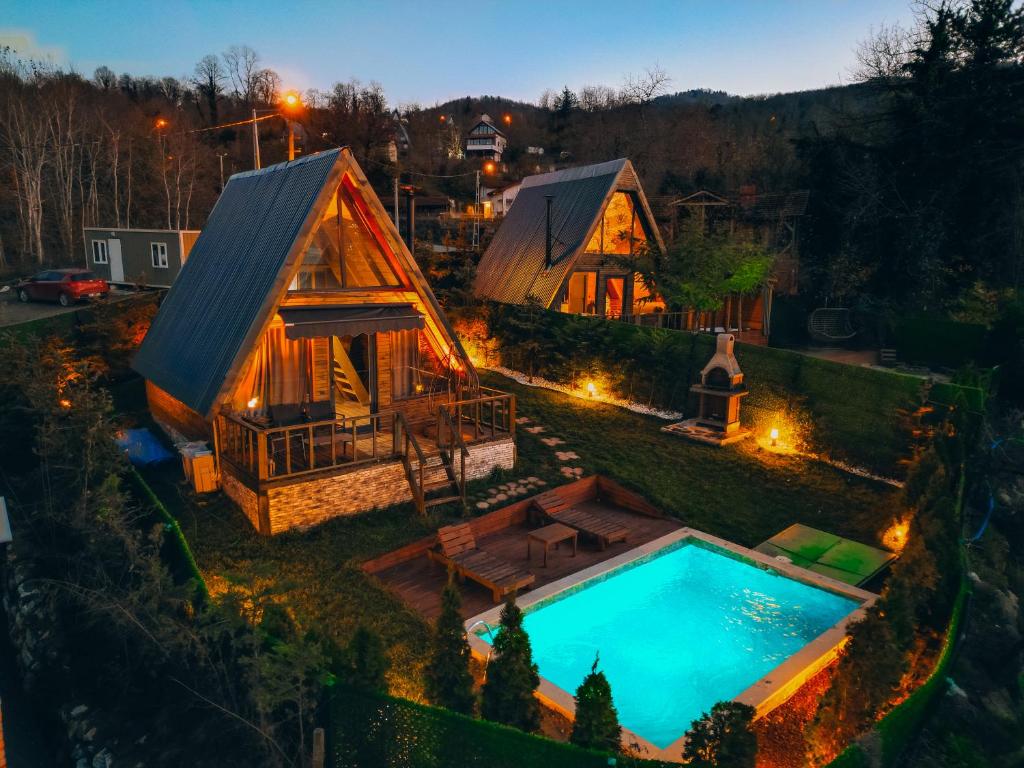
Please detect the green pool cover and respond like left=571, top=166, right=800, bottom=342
left=755, top=523, right=897, bottom=586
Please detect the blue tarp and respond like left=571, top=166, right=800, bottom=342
left=115, top=428, right=174, bottom=466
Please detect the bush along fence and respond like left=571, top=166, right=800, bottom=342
left=471, top=303, right=989, bottom=477
left=327, top=684, right=672, bottom=768
left=826, top=471, right=970, bottom=768
left=125, top=467, right=209, bottom=603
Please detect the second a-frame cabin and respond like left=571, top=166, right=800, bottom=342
left=473, top=158, right=666, bottom=317
left=134, top=148, right=515, bottom=535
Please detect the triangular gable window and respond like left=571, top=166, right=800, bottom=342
left=290, top=180, right=404, bottom=291
left=584, top=191, right=649, bottom=256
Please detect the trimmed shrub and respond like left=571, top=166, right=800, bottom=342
left=571, top=654, right=622, bottom=753
left=481, top=597, right=540, bottom=732
left=425, top=580, right=476, bottom=714
left=682, top=701, right=757, bottom=767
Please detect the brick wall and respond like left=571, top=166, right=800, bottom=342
left=245, top=435, right=515, bottom=535
left=221, top=469, right=262, bottom=532
left=464, top=436, right=516, bottom=480
left=266, top=461, right=412, bottom=534
left=146, top=381, right=210, bottom=441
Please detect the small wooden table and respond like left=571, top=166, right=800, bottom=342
left=527, top=523, right=578, bottom=568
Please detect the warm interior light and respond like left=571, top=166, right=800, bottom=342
left=415, top=382, right=425, bottom=394
left=586, top=381, right=596, bottom=398
left=769, top=427, right=780, bottom=446
left=247, top=397, right=259, bottom=409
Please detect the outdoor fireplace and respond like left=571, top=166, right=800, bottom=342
left=662, top=334, right=751, bottom=446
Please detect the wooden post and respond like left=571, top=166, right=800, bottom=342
left=312, top=727, right=325, bottom=768
left=257, top=431, right=269, bottom=480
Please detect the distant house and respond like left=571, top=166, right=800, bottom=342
left=485, top=182, right=521, bottom=217
left=83, top=227, right=199, bottom=288
left=474, top=158, right=665, bottom=318
left=464, top=114, right=507, bottom=161
left=133, top=148, right=515, bottom=535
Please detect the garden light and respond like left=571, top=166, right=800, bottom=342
left=59, top=398, right=72, bottom=409
left=247, top=397, right=259, bottom=409
left=586, top=381, right=596, bottom=398
left=770, top=427, right=779, bottom=447
left=883, top=519, right=910, bottom=553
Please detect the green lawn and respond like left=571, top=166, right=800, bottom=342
left=139, top=370, right=899, bottom=700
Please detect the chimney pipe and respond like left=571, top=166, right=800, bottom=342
left=404, top=186, right=415, bottom=252
left=544, top=194, right=553, bottom=269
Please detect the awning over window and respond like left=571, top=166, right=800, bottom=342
left=279, top=303, right=424, bottom=340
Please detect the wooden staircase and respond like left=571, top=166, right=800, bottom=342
left=394, top=411, right=465, bottom=515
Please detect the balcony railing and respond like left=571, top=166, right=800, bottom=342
left=216, top=387, right=516, bottom=485
left=217, top=410, right=395, bottom=482
left=442, top=386, right=515, bottom=442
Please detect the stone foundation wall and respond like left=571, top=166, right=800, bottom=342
left=464, top=436, right=516, bottom=480
left=245, top=436, right=516, bottom=535
left=266, top=461, right=412, bottom=534
left=220, top=470, right=262, bottom=533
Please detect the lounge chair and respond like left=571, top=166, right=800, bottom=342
left=532, top=490, right=629, bottom=550
left=428, top=523, right=535, bottom=603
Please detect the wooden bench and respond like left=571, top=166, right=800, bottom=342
left=427, top=523, right=535, bottom=603
left=532, top=489, right=630, bottom=550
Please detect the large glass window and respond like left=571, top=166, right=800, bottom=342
left=584, top=192, right=648, bottom=256
left=290, top=182, right=403, bottom=292
left=564, top=271, right=598, bottom=314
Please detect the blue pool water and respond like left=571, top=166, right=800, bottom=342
left=480, top=541, right=858, bottom=749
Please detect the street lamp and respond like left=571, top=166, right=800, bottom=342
left=251, top=90, right=304, bottom=169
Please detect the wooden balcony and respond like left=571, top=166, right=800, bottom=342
left=215, top=388, right=515, bottom=486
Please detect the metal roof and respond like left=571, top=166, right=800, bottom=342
left=132, top=149, right=340, bottom=416
left=473, top=158, right=664, bottom=307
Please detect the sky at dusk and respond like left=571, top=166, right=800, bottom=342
left=2, top=0, right=918, bottom=105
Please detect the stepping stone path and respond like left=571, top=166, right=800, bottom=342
left=540, top=437, right=565, bottom=447
left=524, top=425, right=547, bottom=434
left=560, top=466, right=585, bottom=479
left=474, top=476, right=547, bottom=511
left=554, top=450, right=580, bottom=461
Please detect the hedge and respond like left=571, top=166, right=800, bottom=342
left=893, top=318, right=987, bottom=370
left=827, top=473, right=970, bottom=768
left=126, top=466, right=209, bottom=603
left=482, top=304, right=931, bottom=476
left=329, top=685, right=671, bottom=768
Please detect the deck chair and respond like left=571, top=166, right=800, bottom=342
left=427, top=523, right=535, bottom=603
left=532, top=491, right=629, bottom=550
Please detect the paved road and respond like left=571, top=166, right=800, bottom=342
left=0, top=288, right=134, bottom=328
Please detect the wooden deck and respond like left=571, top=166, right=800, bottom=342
left=374, top=498, right=683, bottom=621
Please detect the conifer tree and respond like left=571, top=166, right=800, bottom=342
left=481, top=597, right=540, bottom=731
left=570, top=654, right=621, bottom=752
left=425, top=580, right=476, bottom=714
left=345, top=625, right=389, bottom=691
left=682, top=701, right=757, bottom=768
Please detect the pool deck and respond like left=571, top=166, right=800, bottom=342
left=370, top=494, right=683, bottom=621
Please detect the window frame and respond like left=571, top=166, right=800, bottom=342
left=92, top=239, right=108, bottom=264
left=151, top=241, right=169, bottom=269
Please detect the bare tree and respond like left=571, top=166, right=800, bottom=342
left=223, top=45, right=260, bottom=105
left=3, top=88, right=48, bottom=262
left=93, top=65, right=116, bottom=90
left=252, top=68, right=280, bottom=106
left=193, top=54, right=225, bottom=124
left=854, top=23, right=915, bottom=84
left=621, top=64, right=671, bottom=105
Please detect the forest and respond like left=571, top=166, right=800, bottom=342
left=1, top=0, right=1021, bottom=318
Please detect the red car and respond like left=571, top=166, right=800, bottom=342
left=16, top=269, right=110, bottom=307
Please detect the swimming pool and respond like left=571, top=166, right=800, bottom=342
left=469, top=529, right=872, bottom=757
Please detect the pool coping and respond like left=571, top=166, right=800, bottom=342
left=464, top=526, right=878, bottom=763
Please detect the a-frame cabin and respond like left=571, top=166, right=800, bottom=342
left=473, top=159, right=666, bottom=317
left=134, top=148, right=515, bottom=535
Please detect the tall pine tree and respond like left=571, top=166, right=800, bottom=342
left=481, top=597, right=540, bottom=731
left=682, top=701, right=757, bottom=768
left=570, top=654, right=621, bottom=752
left=425, top=580, right=476, bottom=714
